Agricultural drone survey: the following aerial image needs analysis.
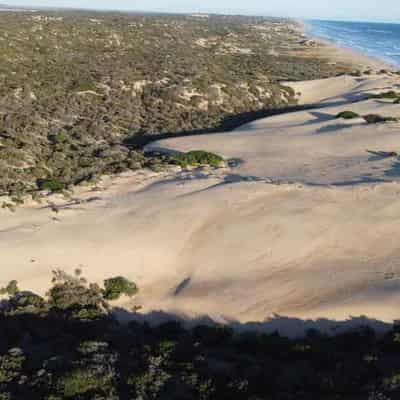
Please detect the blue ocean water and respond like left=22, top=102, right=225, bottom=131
left=305, top=19, right=400, bottom=68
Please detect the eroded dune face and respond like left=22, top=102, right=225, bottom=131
left=2, top=74, right=400, bottom=328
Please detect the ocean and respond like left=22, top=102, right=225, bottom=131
left=305, top=19, right=400, bottom=68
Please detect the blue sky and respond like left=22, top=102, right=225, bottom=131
left=4, top=0, right=400, bottom=22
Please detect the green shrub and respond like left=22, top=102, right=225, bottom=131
left=47, top=270, right=106, bottom=317
left=36, top=178, right=65, bottom=193
left=0, top=280, right=19, bottom=296
left=103, top=276, right=138, bottom=300
left=363, top=114, right=398, bottom=124
left=335, top=111, right=360, bottom=119
left=0, top=352, right=25, bottom=384
left=56, top=369, right=112, bottom=398
left=172, top=150, right=224, bottom=168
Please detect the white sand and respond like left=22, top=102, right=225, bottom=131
left=2, top=70, right=400, bottom=334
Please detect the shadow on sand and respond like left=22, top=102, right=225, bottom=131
left=124, top=86, right=384, bottom=151
left=124, top=104, right=315, bottom=149
left=112, top=308, right=396, bottom=339
left=0, top=294, right=397, bottom=343
left=384, top=159, right=400, bottom=178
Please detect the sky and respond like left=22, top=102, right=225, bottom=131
left=3, top=0, right=400, bottom=23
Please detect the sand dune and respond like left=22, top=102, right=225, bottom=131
left=2, top=72, right=400, bottom=330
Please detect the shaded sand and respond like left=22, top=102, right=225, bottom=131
left=3, top=70, right=400, bottom=334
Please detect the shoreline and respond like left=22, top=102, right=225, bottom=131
left=312, top=36, right=395, bottom=72
left=301, top=19, right=399, bottom=71
left=294, top=20, right=396, bottom=72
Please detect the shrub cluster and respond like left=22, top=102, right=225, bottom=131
left=0, top=272, right=400, bottom=399
left=0, top=12, right=352, bottom=200
left=336, top=111, right=398, bottom=124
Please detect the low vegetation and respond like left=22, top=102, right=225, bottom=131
left=36, top=178, right=66, bottom=193
left=336, top=111, right=398, bottom=124
left=171, top=150, right=224, bottom=168
left=363, top=114, right=398, bottom=124
left=1, top=271, right=400, bottom=399
left=0, top=280, right=19, bottom=296
left=0, top=12, right=352, bottom=202
left=336, top=110, right=360, bottom=119
left=103, top=276, right=138, bottom=300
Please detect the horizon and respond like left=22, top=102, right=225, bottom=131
left=1, top=1, right=400, bottom=24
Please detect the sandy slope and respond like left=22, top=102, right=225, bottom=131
left=2, top=71, right=400, bottom=333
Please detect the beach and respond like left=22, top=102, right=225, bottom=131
left=2, top=22, right=400, bottom=334
left=306, top=19, right=400, bottom=69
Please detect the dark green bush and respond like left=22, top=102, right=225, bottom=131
left=363, top=114, right=398, bottom=124
left=336, top=111, right=360, bottom=119
left=103, top=276, right=138, bottom=300
left=172, top=150, right=224, bottom=168
left=36, top=178, right=65, bottom=193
